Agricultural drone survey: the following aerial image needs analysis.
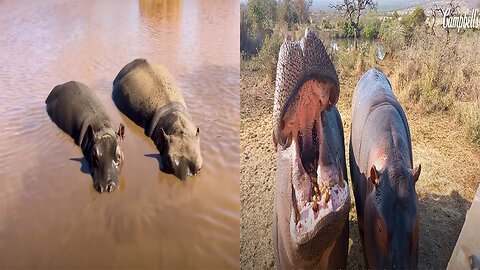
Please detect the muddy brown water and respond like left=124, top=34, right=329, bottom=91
left=0, top=0, right=239, bottom=268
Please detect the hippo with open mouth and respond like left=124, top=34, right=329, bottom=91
left=349, top=68, right=421, bottom=268
left=46, top=81, right=125, bottom=193
left=272, top=28, right=350, bottom=269
left=112, top=58, right=202, bottom=180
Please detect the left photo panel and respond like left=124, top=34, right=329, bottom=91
left=0, top=0, right=240, bottom=269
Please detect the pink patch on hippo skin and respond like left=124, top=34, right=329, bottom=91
left=368, top=144, right=388, bottom=172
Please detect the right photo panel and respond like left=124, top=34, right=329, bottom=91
left=240, top=0, right=480, bottom=269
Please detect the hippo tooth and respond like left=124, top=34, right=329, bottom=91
left=313, top=199, right=318, bottom=212
left=325, top=190, right=330, bottom=203
left=339, top=172, right=345, bottom=188
left=294, top=206, right=300, bottom=224
left=320, top=184, right=327, bottom=195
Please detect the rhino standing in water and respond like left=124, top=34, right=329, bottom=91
left=272, top=28, right=350, bottom=269
left=46, top=81, right=125, bottom=193
left=112, top=58, right=202, bottom=180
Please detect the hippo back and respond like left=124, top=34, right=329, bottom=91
left=351, top=68, right=412, bottom=167
left=112, top=58, right=187, bottom=129
left=46, top=81, right=114, bottom=146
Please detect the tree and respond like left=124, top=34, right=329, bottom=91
left=293, top=0, right=313, bottom=24
left=330, top=0, right=377, bottom=49
left=247, top=0, right=277, bottom=39
left=401, top=7, right=426, bottom=43
left=361, top=10, right=381, bottom=39
left=278, top=0, right=297, bottom=29
left=277, top=0, right=313, bottom=28
left=431, top=0, right=459, bottom=35
left=392, top=11, right=399, bottom=20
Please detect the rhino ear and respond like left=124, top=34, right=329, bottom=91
left=86, top=125, right=96, bottom=144
left=369, top=165, right=379, bottom=187
left=117, top=123, right=125, bottom=140
left=157, top=127, right=168, bottom=150
left=412, top=164, right=421, bottom=183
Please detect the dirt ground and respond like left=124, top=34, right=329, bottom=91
left=240, top=63, right=480, bottom=269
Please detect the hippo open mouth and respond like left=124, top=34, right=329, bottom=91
left=282, top=78, right=349, bottom=244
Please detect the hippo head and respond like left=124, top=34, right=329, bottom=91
left=364, top=163, right=421, bottom=268
left=86, top=123, right=125, bottom=193
left=153, top=112, right=203, bottom=180
left=273, top=28, right=350, bottom=263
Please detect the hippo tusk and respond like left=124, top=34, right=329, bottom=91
left=338, top=163, right=345, bottom=188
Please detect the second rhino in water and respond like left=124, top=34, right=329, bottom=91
left=112, top=58, right=202, bottom=180
left=349, top=68, right=421, bottom=269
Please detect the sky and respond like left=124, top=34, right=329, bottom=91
left=240, top=0, right=479, bottom=12
left=314, top=0, right=430, bottom=11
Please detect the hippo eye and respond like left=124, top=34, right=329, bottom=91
left=115, top=146, right=122, bottom=160
left=92, top=147, right=100, bottom=166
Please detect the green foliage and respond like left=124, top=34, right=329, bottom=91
left=341, top=19, right=356, bottom=38
left=361, top=11, right=381, bottom=39
left=320, top=18, right=332, bottom=29
left=292, top=0, right=313, bottom=24
left=277, top=0, right=298, bottom=29
left=251, top=34, right=283, bottom=82
left=392, top=11, right=399, bottom=20
left=277, top=0, right=312, bottom=29
left=247, top=0, right=277, bottom=38
left=401, top=7, right=426, bottom=43
left=402, top=7, right=426, bottom=29
left=379, top=17, right=406, bottom=53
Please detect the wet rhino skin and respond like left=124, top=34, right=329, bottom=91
left=273, top=28, right=350, bottom=269
left=112, top=58, right=202, bottom=180
left=349, top=68, right=420, bottom=268
left=46, top=81, right=125, bottom=193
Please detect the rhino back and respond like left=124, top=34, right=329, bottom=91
left=46, top=81, right=112, bottom=145
left=112, top=58, right=186, bottom=129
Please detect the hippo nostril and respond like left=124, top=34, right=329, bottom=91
left=195, top=164, right=202, bottom=174
left=107, top=182, right=116, bottom=192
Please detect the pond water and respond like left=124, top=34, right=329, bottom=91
left=0, top=0, right=239, bottom=268
left=328, top=38, right=387, bottom=60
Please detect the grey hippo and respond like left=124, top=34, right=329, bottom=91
left=272, top=28, right=350, bottom=269
left=349, top=68, right=421, bottom=268
left=46, top=81, right=125, bottom=193
left=112, top=58, right=202, bottom=180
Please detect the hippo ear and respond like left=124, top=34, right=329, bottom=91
left=86, top=125, right=96, bottom=144
left=412, top=164, right=421, bottom=183
left=369, top=165, right=379, bottom=187
left=157, top=127, right=168, bottom=150
left=117, top=123, right=125, bottom=140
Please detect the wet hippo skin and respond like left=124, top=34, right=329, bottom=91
left=349, top=68, right=421, bottom=268
left=46, top=81, right=125, bottom=193
left=272, top=28, right=350, bottom=269
left=112, top=58, right=202, bottom=180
